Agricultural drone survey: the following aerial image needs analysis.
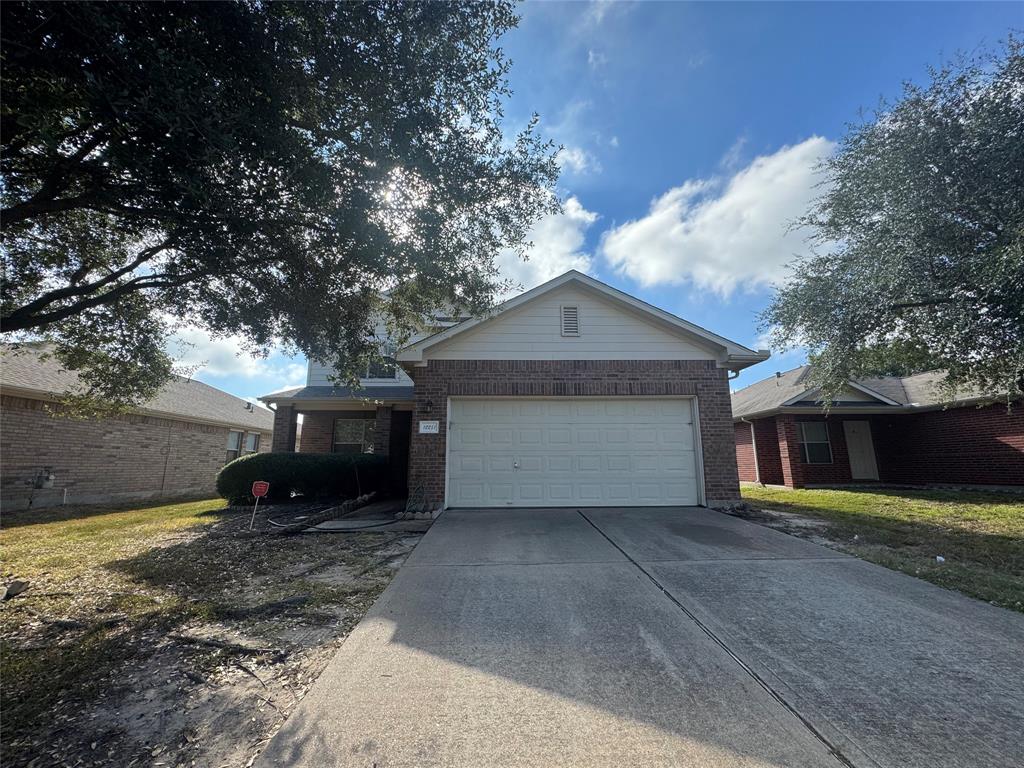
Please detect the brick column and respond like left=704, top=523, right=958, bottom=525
left=776, top=414, right=805, bottom=488
left=373, top=406, right=392, bottom=456
left=271, top=405, right=298, bottom=452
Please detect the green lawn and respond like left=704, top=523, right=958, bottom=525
left=740, top=486, right=1024, bottom=612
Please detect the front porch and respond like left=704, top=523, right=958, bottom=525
left=261, top=386, right=415, bottom=495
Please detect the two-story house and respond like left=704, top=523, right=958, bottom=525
left=258, top=271, right=768, bottom=510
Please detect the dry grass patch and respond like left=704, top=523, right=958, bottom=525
left=1, top=498, right=422, bottom=767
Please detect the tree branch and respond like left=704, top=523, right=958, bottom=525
left=2, top=237, right=177, bottom=329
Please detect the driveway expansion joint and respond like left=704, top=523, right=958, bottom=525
left=576, top=509, right=861, bottom=768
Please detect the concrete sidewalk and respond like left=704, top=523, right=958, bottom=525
left=257, top=507, right=1024, bottom=768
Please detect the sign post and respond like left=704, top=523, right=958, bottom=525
left=249, top=481, right=270, bottom=531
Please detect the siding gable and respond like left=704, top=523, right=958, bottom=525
left=790, top=385, right=891, bottom=405
left=424, top=286, right=720, bottom=361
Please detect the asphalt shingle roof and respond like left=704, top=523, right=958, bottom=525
left=1, top=345, right=273, bottom=431
left=731, top=366, right=987, bottom=419
left=259, top=385, right=414, bottom=402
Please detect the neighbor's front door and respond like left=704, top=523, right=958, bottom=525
left=843, top=420, right=879, bottom=480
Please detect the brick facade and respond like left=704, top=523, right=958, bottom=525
left=407, top=359, right=741, bottom=507
left=296, top=411, right=335, bottom=454
left=273, top=407, right=391, bottom=455
left=872, top=403, right=1024, bottom=486
left=271, top=405, right=297, bottom=452
left=1, top=394, right=271, bottom=511
left=734, top=422, right=756, bottom=482
left=736, top=403, right=1024, bottom=488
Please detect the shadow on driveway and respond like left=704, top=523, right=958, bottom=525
left=257, top=507, right=1024, bottom=768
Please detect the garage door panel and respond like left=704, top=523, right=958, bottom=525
left=448, top=398, right=700, bottom=507
left=546, top=455, right=572, bottom=472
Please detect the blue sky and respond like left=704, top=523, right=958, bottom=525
left=177, top=1, right=1021, bottom=405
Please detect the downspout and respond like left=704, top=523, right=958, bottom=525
left=740, top=417, right=761, bottom=484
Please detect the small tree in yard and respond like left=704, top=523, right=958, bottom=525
left=1, top=1, right=559, bottom=410
left=763, top=38, right=1024, bottom=403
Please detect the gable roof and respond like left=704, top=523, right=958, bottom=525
left=1, top=345, right=273, bottom=431
left=396, top=270, right=768, bottom=370
left=731, top=366, right=992, bottom=419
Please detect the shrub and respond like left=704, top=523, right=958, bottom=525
left=216, top=452, right=390, bottom=505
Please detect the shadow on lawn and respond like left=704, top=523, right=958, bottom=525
left=0, top=496, right=226, bottom=529
left=750, top=498, right=1022, bottom=562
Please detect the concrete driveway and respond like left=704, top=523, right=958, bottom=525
left=258, top=508, right=1024, bottom=768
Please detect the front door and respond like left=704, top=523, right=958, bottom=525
left=843, top=420, right=879, bottom=480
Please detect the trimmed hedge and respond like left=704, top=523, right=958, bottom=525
left=216, top=452, right=389, bottom=505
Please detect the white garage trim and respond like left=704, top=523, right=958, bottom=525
left=444, top=396, right=706, bottom=508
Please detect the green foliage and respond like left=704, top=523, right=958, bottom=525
left=1, top=1, right=559, bottom=411
left=764, top=38, right=1024, bottom=403
left=215, top=452, right=389, bottom=505
left=807, top=340, right=942, bottom=380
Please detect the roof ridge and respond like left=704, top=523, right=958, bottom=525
left=730, top=364, right=807, bottom=395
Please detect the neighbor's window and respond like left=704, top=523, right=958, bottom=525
left=798, top=422, right=832, bottom=464
left=244, top=432, right=260, bottom=453
left=226, top=430, right=244, bottom=463
left=332, top=418, right=376, bottom=454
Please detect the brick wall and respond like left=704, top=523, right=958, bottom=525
left=297, top=411, right=335, bottom=454
left=271, top=405, right=297, bottom=452
left=736, top=404, right=1023, bottom=488
left=873, top=403, right=1023, bottom=486
left=407, top=359, right=741, bottom=507
left=1, top=394, right=271, bottom=511
left=753, top=417, right=784, bottom=485
left=287, top=409, right=386, bottom=455
left=735, top=422, right=756, bottom=482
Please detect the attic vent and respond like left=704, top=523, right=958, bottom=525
left=560, top=305, right=580, bottom=337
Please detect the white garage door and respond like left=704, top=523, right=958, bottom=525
left=447, top=398, right=700, bottom=508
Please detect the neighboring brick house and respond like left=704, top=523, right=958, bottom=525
left=1, top=345, right=273, bottom=511
left=732, top=366, right=1024, bottom=489
left=260, top=271, right=768, bottom=509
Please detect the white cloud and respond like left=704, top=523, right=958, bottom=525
left=609, top=135, right=620, bottom=148
left=579, top=0, right=633, bottom=30
left=558, top=145, right=600, bottom=175
left=582, top=0, right=614, bottom=27
left=170, top=326, right=267, bottom=378
left=168, top=326, right=306, bottom=389
left=587, top=49, right=608, bottom=69
left=600, top=136, right=835, bottom=296
left=497, top=196, right=598, bottom=292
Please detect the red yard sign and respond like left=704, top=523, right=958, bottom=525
left=252, top=481, right=270, bottom=498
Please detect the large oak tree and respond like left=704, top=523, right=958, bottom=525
left=1, top=1, right=559, bottom=408
left=764, top=39, right=1023, bottom=404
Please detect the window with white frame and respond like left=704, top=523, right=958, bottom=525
left=364, top=342, right=398, bottom=379
left=244, top=432, right=260, bottom=453
left=798, top=422, right=832, bottom=464
left=226, top=430, right=244, bottom=463
left=332, top=418, right=376, bottom=454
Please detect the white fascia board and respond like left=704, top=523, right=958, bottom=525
left=396, top=270, right=763, bottom=363
left=781, top=381, right=902, bottom=407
